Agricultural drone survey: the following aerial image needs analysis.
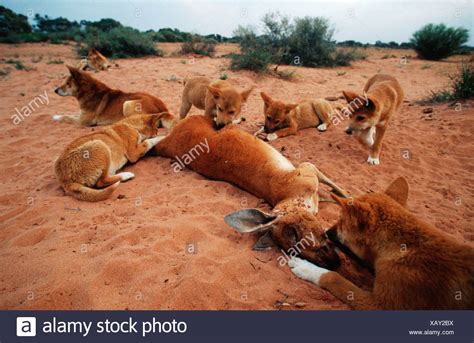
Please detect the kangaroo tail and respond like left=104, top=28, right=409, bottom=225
left=64, top=181, right=120, bottom=202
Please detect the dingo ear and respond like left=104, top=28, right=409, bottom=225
left=260, top=92, right=272, bottom=105
left=365, top=95, right=380, bottom=113
left=285, top=103, right=298, bottom=113
left=342, top=90, right=358, bottom=103
left=241, top=87, right=253, bottom=102
left=150, top=113, right=163, bottom=128
left=385, top=177, right=409, bottom=206
left=224, top=209, right=279, bottom=233
left=208, top=85, right=223, bottom=99
left=67, top=65, right=81, bottom=80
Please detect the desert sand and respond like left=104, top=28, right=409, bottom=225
left=0, top=43, right=472, bottom=310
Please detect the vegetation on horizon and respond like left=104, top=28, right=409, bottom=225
left=411, top=23, right=470, bottom=60
left=230, top=13, right=367, bottom=73
left=1, top=6, right=471, bottom=63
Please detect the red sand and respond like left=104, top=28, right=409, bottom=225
left=0, top=43, right=472, bottom=310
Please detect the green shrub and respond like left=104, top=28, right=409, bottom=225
left=231, top=12, right=362, bottom=71
left=180, top=35, right=216, bottom=56
left=230, top=50, right=273, bottom=73
left=287, top=16, right=336, bottom=67
left=411, top=23, right=469, bottom=60
left=452, top=63, right=474, bottom=99
left=79, top=27, right=160, bottom=58
left=5, top=59, right=29, bottom=70
left=0, top=6, right=32, bottom=37
left=0, top=32, right=49, bottom=43
left=422, top=63, right=474, bottom=102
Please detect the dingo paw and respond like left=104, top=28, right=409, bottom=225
left=367, top=156, right=380, bottom=165
left=288, top=257, right=329, bottom=285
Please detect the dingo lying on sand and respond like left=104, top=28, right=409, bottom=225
left=55, top=113, right=170, bottom=202
left=77, top=48, right=115, bottom=72
left=53, top=66, right=169, bottom=126
left=289, top=177, right=474, bottom=309
left=258, top=92, right=336, bottom=141
left=179, top=76, right=253, bottom=128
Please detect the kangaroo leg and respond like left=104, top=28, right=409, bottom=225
left=313, top=167, right=349, bottom=198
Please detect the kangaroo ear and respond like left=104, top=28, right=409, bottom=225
left=385, top=177, right=409, bottom=206
left=260, top=92, right=272, bottom=105
left=208, top=85, right=223, bottom=99
left=330, top=193, right=353, bottom=210
left=67, top=65, right=81, bottom=80
left=241, top=87, right=253, bottom=102
left=224, top=209, right=279, bottom=233
left=342, top=90, right=358, bottom=103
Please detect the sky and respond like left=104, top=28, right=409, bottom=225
left=3, top=0, right=474, bottom=45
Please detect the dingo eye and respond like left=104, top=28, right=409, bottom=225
left=218, top=107, right=223, bottom=112
left=229, top=110, right=235, bottom=115
left=356, top=116, right=365, bottom=121
left=267, top=116, right=271, bottom=120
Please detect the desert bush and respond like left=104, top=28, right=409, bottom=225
left=411, top=23, right=469, bottom=60
left=422, top=63, right=474, bottom=102
left=0, top=6, right=32, bottom=37
left=180, top=35, right=216, bottom=56
left=452, top=63, right=474, bottom=99
left=0, top=32, right=49, bottom=43
left=79, top=26, right=160, bottom=58
left=231, top=12, right=363, bottom=72
left=230, top=50, right=273, bottom=73
left=287, top=16, right=336, bottom=67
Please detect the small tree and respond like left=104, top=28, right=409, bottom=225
left=411, top=23, right=469, bottom=60
left=288, top=16, right=335, bottom=67
left=0, top=6, right=31, bottom=36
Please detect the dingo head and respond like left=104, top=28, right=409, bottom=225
left=88, top=48, right=111, bottom=70
left=326, top=177, right=409, bottom=264
left=208, top=84, right=253, bottom=128
left=342, top=90, right=381, bottom=135
left=224, top=207, right=341, bottom=270
left=123, top=113, right=175, bottom=138
left=54, top=65, right=82, bottom=97
left=260, top=92, right=297, bottom=132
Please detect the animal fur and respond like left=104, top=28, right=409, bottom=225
left=53, top=66, right=169, bottom=126
left=260, top=92, right=337, bottom=141
left=342, top=74, right=404, bottom=165
left=289, top=177, right=474, bottom=310
left=155, top=115, right=348, bottom=269
left=55, top=113, right=170, bottom=202
left=179, top=76, right=253, bottom=127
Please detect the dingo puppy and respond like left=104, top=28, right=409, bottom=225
left=342, top=74, right=404, bottom=165
left=53, top=66, right=169, bottom=126
left=55, top=113, right=170, bottom=202
left=179, top=76, right=253, bottom=128
left=259, top=92, right=336, bottom=141
left=289, top=177, right=474, bottom=309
